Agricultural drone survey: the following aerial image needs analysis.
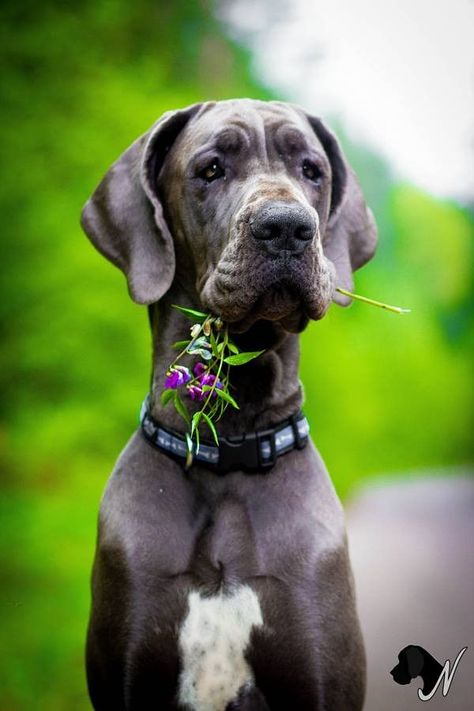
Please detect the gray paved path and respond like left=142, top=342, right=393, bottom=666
left=346, top=474, right=474, bottom=711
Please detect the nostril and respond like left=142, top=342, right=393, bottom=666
left=260, top=224, right=280, bottom=241
left=250, top=216, right=281, bottom=241
left=295, top=224, right=314, bottom=242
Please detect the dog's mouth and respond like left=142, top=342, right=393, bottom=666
left=252, top=279, right=300, bottom=318
left=224, top=282, right=304, bottom=333
left=201, top=251, right=335, bottom=333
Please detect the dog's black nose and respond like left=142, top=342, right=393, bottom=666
left=250, top=202, right=316, bottom=255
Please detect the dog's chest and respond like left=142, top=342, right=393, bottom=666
left=177, top=585, right=263, bottom=711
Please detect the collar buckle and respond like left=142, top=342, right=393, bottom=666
left=216, top=428, right=277, bottom=474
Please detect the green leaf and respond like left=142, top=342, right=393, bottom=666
left=210, top=329, right=219, bottom=357
left=223, top=350, right=264, bottom=366
left=185, top=432, right=193, bottom=454
left=227, top=340, right=240, bottom=354
left=217, top=341, right=225, bottom=353
left=172, top=304, right=208, bottom=322
left=202, top=412, right=219, bottom=446
left=191, top=411, right=202, bottom=435
left=173, top=391, right=190, bottom=423
left=160, top=389, right=175, bottom=407
left=172, top=340, right=191, bottom=350
left=215, top=388, right=239, bottom=409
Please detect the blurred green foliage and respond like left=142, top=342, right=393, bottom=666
left=0, top=0, right=472, bottom=708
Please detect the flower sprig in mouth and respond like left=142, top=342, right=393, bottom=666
left=161, top=305, right=264, bottom=467
left=161, top=289, right=409, bottom=468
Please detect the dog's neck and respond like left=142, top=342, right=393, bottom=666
left=148, top=284, right=303, bottom=436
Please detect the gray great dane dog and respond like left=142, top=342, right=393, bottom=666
left=81, top=99, right=377, bottom=711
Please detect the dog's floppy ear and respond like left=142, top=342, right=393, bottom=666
left=81, top=104, right=202, bottom=304
left=306, top=115, right=378, bottom=305
left=405, top=646, right=425, bottom=678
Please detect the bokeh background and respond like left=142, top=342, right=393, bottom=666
left=1, top=0, right=472, bottom=708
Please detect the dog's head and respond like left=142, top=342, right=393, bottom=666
left=81, top=99, right=377, bottom=332
left=390, top=645, right=425, bottom=684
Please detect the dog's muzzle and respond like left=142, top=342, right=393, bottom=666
left=250, top=201, right=316, bottom=256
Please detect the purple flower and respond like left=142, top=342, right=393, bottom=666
left=200, top=373, right=220, bottom=388
left=200, top=372, right=214, bottom=386
left=200, top=373, right=224, bottom=396
left=193, top=362, right=207, bottom=378
left=187, top=384, right=204, bottom=401
left=164, top=371, right=181, bottom=389
left=164, top=365, right=191, bottom=389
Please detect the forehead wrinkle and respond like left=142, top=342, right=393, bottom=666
left=239, top=109, right=269, bottom=169
left=187, top=121, right=255, bottom=160
left=270, top=123, right=310, bottom=155
left=227, top=109, right=269, bottom=167
left=214, top=125, right=250, bottom=152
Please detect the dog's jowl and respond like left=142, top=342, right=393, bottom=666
left=82, top=99, right=377, bottom=710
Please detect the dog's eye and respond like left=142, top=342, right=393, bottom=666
left=302, top=160, right=323, bottom=184
left=199, top=160, right=225, bottom=183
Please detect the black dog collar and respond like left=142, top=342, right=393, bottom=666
left=140, top=397, right=309, bottom=474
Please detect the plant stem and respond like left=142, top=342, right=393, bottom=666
left=200, top=326, right=228, bottom=413
left=170, top=315, right=214, bottom=367
left=183, top=325, right=229, bottom=465
left=336, top=287, right=410, bottom=314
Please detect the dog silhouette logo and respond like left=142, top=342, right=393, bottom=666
left=390, top=645, right=467, bottom=701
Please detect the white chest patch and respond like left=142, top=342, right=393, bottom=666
left=177, top=585, right=264, bottom=711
